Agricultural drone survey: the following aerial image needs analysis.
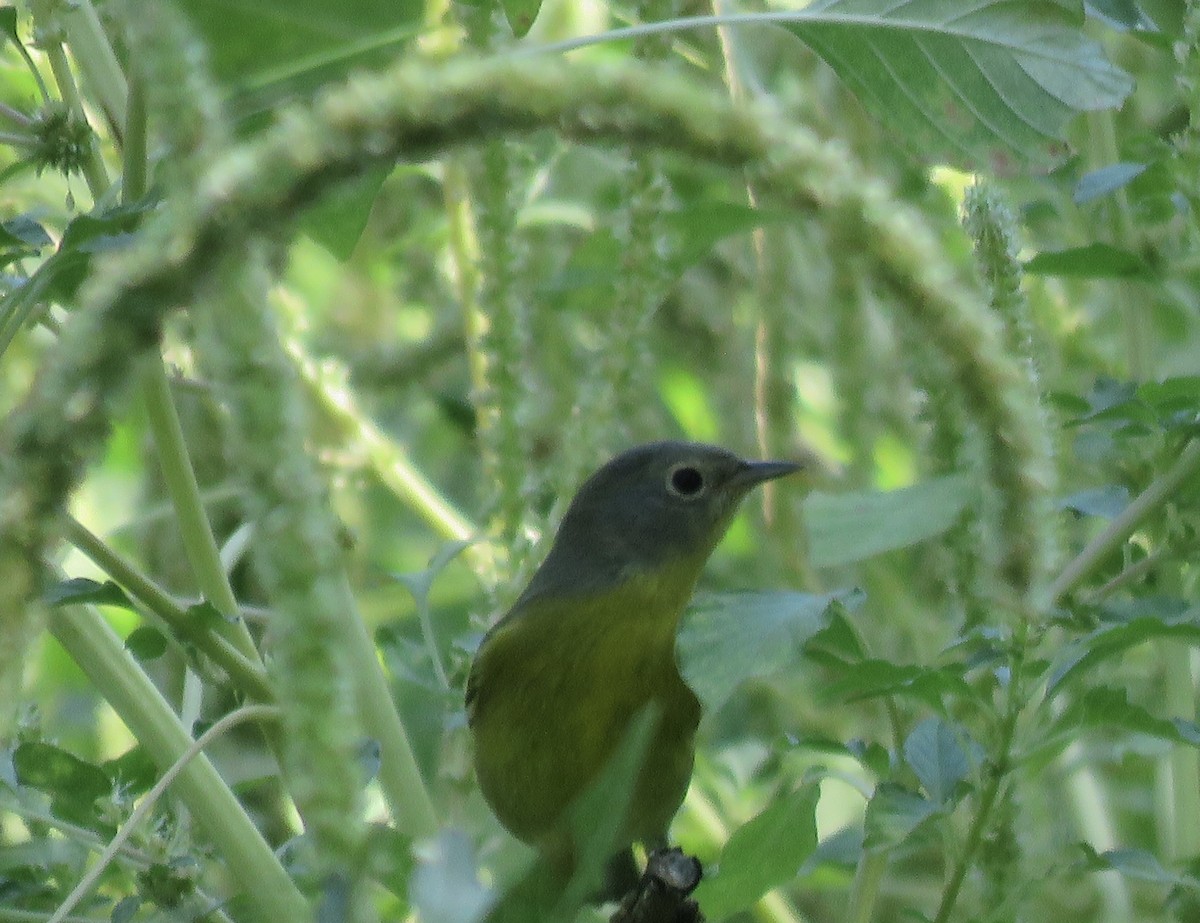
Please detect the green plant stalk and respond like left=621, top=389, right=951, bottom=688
left=47, top=602, right=308, bottom=922
left=122, top=75, right=146, bottom=200
left=62, top=515, right=273, bottom=701
left=41, top=42, right=109, bottom=198
left=932, top=626, right=1028, bottom=923
left=138, top=358, right=261, bottom=658
left=1163, top=640, right=1200, bottom=860
left=53, top=0, right=128, bottom=130
left=286, top=332, right=480, bottom=548
left=1049, top=439, right=1200, bottom=602
left=845, top=847, right=887, bottom=923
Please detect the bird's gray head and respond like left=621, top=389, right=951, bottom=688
left=521, top=441, right=800, bottom=600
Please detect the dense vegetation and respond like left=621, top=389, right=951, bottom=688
left=1, top=1, right=1198, bottom=921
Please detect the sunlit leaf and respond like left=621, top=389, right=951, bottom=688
left=779, top=0, right=1132, bottom=169
left=695, top=786, right=819, bottom=919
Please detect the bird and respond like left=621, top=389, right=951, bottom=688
left=466, top=440, right=801, bottom=898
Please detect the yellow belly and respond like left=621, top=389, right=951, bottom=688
left=468, top=575, right=702, bottom=855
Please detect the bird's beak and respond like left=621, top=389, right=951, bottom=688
left=731, top=458, right=804, bottom=490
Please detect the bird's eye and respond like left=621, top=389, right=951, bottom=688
left=667, top=464, right=705, bottom=498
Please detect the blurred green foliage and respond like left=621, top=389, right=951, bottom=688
left=1, top=0, right=1199, bottom=922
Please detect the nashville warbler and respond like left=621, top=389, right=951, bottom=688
left=467, top=441, right=800, bottom=892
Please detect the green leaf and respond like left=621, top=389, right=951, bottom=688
left=1049, top=685, right=1200, bottom=747
left=678, top=589, right=862, bottom=712
left=1024, top=243, right=1151, bottom=278
left=501, top=0, right=542, bottom=38
left=301, top=166, right=390, bottom=260
left=804, top=474, right=977, bottom=568
left=44, top=577, right=136, bottom=610
left=780, top=0, right=1132, bottom=169
left=1059, top=485, right=1130, bottom=519
left=0, top=7, right=19, bottom=44
left=821, top=659, right=973, bottom=709
left=1076, top=844, right=1200, bottom=888
left=662, top=202, right=795, bottom=273
left=903, top=717, right=975, bottom=804
left=863, top=782, right=941, bottom=849
left=176, top=0, right=423, bottom=95
left=13, top=742, right=111, bottom=824
left=1073, top=162, right=1148, bottom=204
left=694, top=786, right=819, bottom=919
left=125, top=626, right=168, bottom=661
left=1048, top=609, right=1200, bottom=693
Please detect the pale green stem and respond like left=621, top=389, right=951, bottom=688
left=1049, top=440, right=1200, bottom=602
left=287, top=334, right=480, bottom=549
left=41, top=42, right=109, bottom=197
left=1163, top=642, right=1200, bottom=860
left=54, top=0, right=128, bottom=129
left=138, top=358, right=260, bottom=658
left=845, top=848, right=888, bottom=923
left=47, top=603, right=308, bottom=922
left=62, top=515, right=273, bottom=702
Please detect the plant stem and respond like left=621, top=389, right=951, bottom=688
left=47, top=602, right=308, bottom=922
left=932, top=625, right=1028, bottom=923
left=62, top=515, right=273, bottom=701
left=138, top=358, right=261, bottom=660
left=1049, top=439, right=1200, bottom=603
left=845, top=848, right=887, bottom=923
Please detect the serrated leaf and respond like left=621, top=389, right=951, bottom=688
left=44, top=577, right=136, bottom=610
left=903, top=718, right=975, bottom=804
left=863, top=782, right=941, bottom=849
left=1024, top=243, right=1151, bottom=278
left=678, top=589, right=861, bottom=712
left=805, top=473, right=977, bottom=568
left=779, top=0, right=1132, bottom=169
left=694, top=786, right=819, bottom=919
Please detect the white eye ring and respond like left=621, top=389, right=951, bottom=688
left=667, top=464, right=705, bottom=498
